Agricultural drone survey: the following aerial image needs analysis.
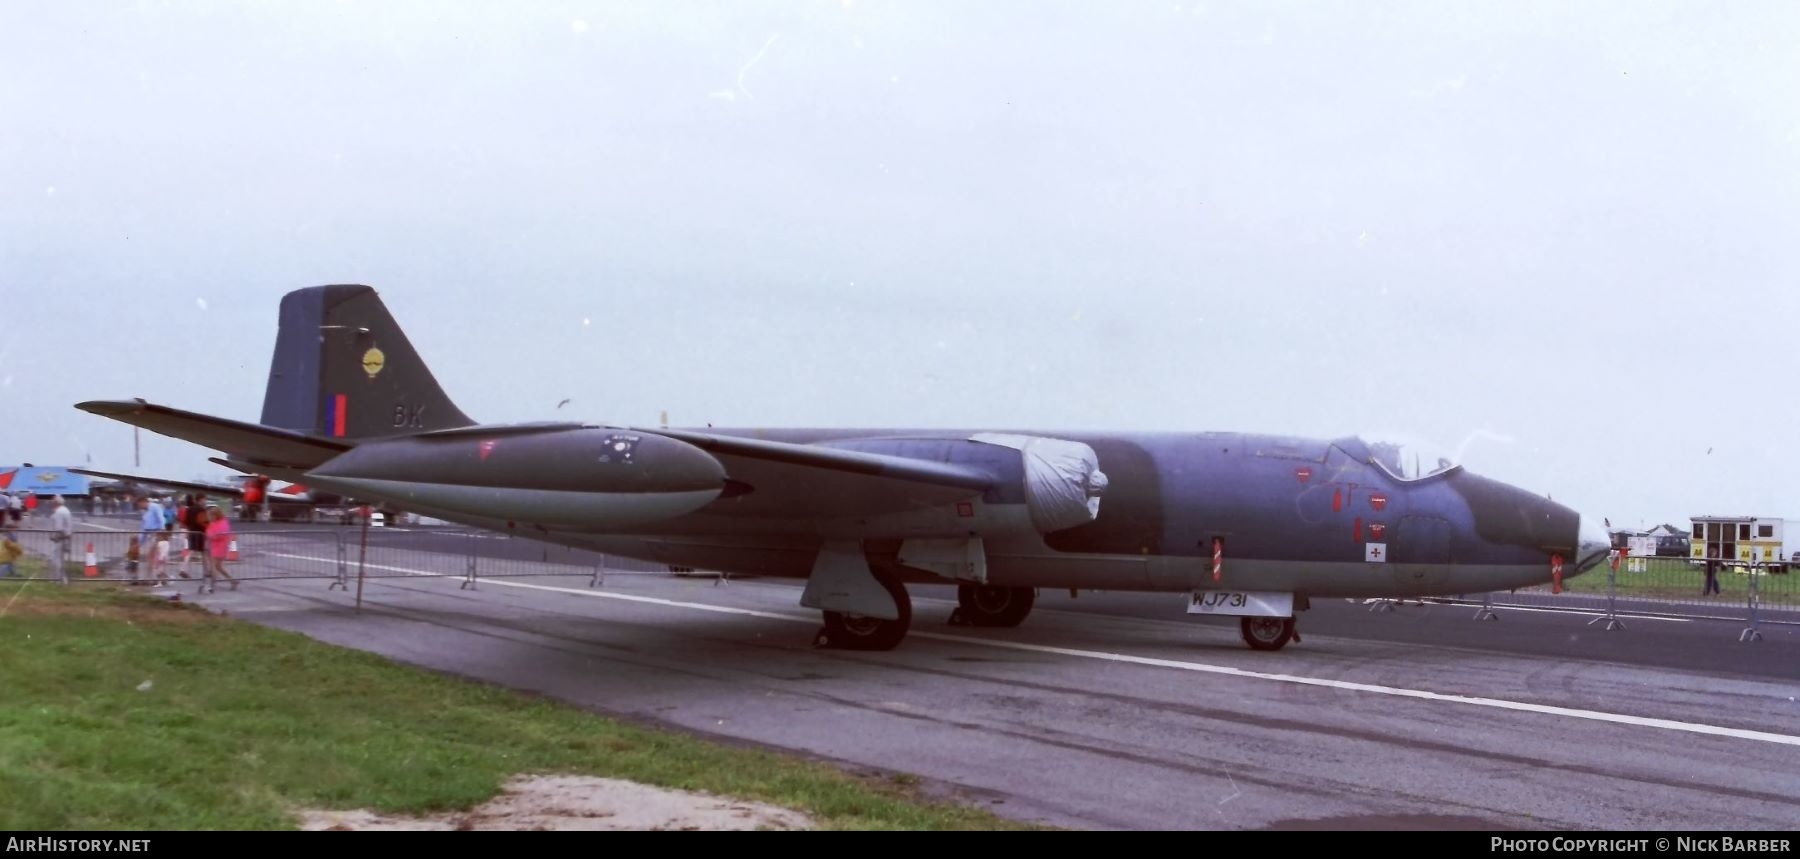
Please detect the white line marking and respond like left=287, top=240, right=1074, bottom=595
left=904, top=636, right=1800, bottom=748
left=260, top=553, right=1800, bottom=748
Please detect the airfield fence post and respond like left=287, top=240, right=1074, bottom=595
left=461, top=532, right=478, bottom=591
left=589, top=556, right=605, bottom=588
left=355, top=517, right=367, bottom=611
left=1473, top=591, right=1498, bottom=621
left=1741, top=562, right=1764, bottom=643
left=1589, top=552, right=1626, bottom=631
left=195, top=534, right=214, bottom=594
left=330, top=531, right=348, bottom=591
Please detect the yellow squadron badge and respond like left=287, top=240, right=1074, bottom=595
left=362, top=347, right=386, bottom=379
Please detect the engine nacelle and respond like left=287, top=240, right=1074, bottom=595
left=812, top=433, right=1108, bottom=538
left=967, top=433, right=1108, bottom=532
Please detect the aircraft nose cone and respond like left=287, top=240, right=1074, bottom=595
left=1576, top=513, right=1612, bottom=573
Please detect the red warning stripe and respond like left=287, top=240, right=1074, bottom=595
left=333, top=394, right=347, bottom=437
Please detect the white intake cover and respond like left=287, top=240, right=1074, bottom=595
left=970, top=433, right=1108, bottom=532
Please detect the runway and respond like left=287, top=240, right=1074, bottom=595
left=137, top=526, right=1800, bottom=830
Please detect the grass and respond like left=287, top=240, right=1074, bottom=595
left=0, top=579, right=1041, bottom=831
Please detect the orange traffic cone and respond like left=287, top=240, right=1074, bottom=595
left=84, top=542, right=99, bottom=577
left=227, top=538, right=239, bottom=561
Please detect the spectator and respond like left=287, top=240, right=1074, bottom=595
left=150, top=525, right=172, bottom=586
left=204, top=504, right=236, bottom=589
left=180, top=495, right=205, bottom=579
left=49, top=496, right=74, bottom=579
left=136, top=497, right=164, bottom=582
left=0, top=530, right=21, bottom=578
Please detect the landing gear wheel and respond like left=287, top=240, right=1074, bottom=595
left=816, top=571, right=913, bottom=651
left=1241, top=616, right=1296, bottom=651
left=950, top=585, right=1035, bottom=628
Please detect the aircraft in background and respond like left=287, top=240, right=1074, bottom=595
left=68, top=466, right=387, bottom=523
left=75, top=285, right=1611, bottom=652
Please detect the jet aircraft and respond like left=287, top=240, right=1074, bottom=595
left=75, top=285, right=1611, bottom=651
left=65, top=467, right=377, bottom=522
left=69, top=468, right=286, bottom=506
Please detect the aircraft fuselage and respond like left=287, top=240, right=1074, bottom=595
left=303, top=425, right=1600, bottom=600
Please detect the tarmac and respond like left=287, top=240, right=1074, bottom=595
left=61, top=519, right=1800, bottom=830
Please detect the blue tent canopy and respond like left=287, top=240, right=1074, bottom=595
left=0, top=466, right=92, bottom=495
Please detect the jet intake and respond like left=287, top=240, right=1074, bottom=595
left=970, top=433, right=1108, bottom=533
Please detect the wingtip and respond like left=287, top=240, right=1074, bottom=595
left=75, top=399, right=149, bottom=416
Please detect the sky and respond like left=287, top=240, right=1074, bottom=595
left=3, top=0, right=1798, bottom=530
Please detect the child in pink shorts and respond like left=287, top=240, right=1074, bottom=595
left=204, top=505, right=237, bottom=589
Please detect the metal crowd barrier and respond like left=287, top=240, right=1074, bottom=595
left=0, top=523, right=680, bottom=601
left=0, top=526, right=355, bottom=590
left=1420, top=551, right=1788, bottom=642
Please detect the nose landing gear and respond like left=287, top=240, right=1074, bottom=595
left=1240, top=616, right=1298, bottom=651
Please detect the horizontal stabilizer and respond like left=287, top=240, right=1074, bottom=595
left=75, top=399, right=352, bottom=471
left=209, top=457, right=255, bottom=474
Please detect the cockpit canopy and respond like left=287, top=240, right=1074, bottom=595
left=1332, top=433, right=1463, bottom=483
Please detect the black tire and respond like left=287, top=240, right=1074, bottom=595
left=820, top=570, right=912, bottom=651
left=955, top=584, right=1035, bottom=628
left=1240, top=616, right=1295, bottom=651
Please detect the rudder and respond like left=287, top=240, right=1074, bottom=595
left=260, top=285, right=475, bottom=439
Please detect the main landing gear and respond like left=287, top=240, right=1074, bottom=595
left=1239, top=616, right=1300, bottom=651
left=814, top=579, right=1038, bottom=650
left=814, top=569, right=913, bottom=652
left=947, top=584, right=1036, bottom=628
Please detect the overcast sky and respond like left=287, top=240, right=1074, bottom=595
left=4, top=1, right=1798, bottom=530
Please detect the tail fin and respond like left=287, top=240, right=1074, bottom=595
left=259, top=285, right=475, bottom=439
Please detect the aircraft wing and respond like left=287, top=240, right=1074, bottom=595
left=69, top=467, right=248, bottom=499
left=641, top=428, right=996, bottom=518
left=75, top=399, right=352, bottom=471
